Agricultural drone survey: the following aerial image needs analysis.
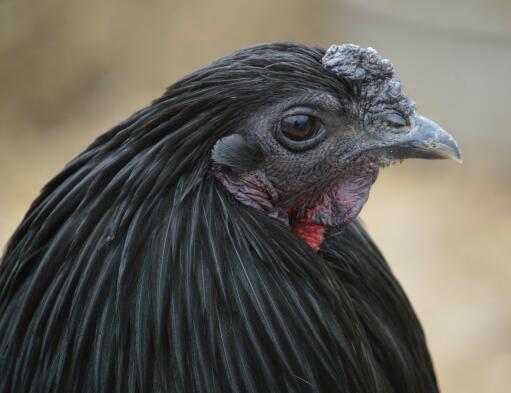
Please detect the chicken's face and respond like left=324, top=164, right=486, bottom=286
left=212, top=44, right=460, bottom=248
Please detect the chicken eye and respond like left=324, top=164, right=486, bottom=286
left=280, top=115, right=322, bottom=141
left=382, top=112, right=407, bottom=128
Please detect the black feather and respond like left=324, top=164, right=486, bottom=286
left=0, top=42, right=438, bottom=393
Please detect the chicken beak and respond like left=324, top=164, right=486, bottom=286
left=386, top=115, right=462, bottom=163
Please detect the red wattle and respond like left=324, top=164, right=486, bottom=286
left=291, top=218, right=324, bottom=252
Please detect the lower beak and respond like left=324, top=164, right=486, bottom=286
left=385, top=115, right=462, bottom=162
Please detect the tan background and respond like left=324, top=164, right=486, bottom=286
left=1, top=1, right=510, bottom=392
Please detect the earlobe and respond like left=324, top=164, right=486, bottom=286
left=211, top=134, right=265, bottom=174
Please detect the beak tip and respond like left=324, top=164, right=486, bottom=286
left=447, top=138, right=462, bottom=164
left=452, top=154, right=463, bottom=164
left=417, top=115, right=462, bottom=164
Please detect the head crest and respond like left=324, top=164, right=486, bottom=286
left=322, top=44, right=394, bottom=82
left=322, top=44, right=415, bottom=116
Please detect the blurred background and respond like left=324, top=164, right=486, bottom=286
left=1, top=0, right=510, bottom=391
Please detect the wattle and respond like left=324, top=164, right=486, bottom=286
left=290, top=172, right=378, bottom=251
left=291, top=218, right=325, bottom=252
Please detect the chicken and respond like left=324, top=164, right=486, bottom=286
left=0, top=42, right=460, bottom=393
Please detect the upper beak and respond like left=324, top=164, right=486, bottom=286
left=385, top=115, right=462, bottom=163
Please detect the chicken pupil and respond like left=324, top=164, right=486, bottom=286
left=281, top=114, right=315, bottom=139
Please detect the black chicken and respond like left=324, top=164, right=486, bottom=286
left=0, top=42, right=460, bottom=393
